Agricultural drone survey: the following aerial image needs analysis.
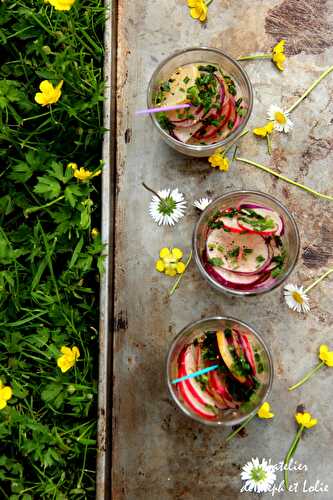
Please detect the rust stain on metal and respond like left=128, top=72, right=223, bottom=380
left=124, top=128, right=132, bottom=144
left=114, top=310, right=128, bottom=331
left=265, top=0, right=333, bottom=55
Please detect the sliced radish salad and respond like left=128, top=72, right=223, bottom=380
left=176, top=328, right=266, bottom=421
left=204, top=204, right=287, bottom=291
left=154, top=63, right=247, bottom=145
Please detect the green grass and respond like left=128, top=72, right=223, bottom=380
left=0, top=1, right=105, bottom=497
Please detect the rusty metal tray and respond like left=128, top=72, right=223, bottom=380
left=97, top=0, right=333, bottom=498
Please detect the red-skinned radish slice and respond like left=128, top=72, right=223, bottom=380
left=179, top=346, right=218, bottom=408
left=239, top=204, right=284, bottom=236
left=239, top=333, right=256, bottom=375
left=173, top=122, right=203, bottom=143
left=206, top=229, right=271, bottom=275
left=205, top=263, right=263, bottom=288
left=237, top=207, right=282, bottom=236
left=232, top=328, right=256, bottom=376
left=218, top=212, right=244, bottom=233
left=178, top=378, right=217, bottom=420
left=208, top=371, right=237, bottom=408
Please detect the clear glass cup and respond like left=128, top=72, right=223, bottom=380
left=147, top=47, right=253, bottom=157
left=166, top=316, right=273, bottom=426
left=193, top=190, right=300, bottom=296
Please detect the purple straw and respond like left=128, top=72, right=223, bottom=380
left=136, top=103, right=191, bottom=115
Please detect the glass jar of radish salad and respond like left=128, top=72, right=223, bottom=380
left=167, top=317, right=273, bottom=426
left=193, top=191, right=300, bottom=296
left=147, top=47, right=253, bottom=157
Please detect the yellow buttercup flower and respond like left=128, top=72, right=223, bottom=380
left=91, top=227, right=100, bottom=239
left=155, top=247, right=185, bottom=277
left=208, top=149, right=229, bottom=171
left=272, top=40, right=286, bottom=71
left=45, top=0, right=76, bottom=11
left=319, top=344, right=333, bottom=367
left=35, top=80, right=63, bottom=106
left=188, top=0, right=208, bottom=22
left=74, top=167, right=102, bottom=182
left=0, top=380, right=12, bottom=410
left=257, top=402, right=274, bottom=419
left=57, top=346, right=80, bottom=373
left=253, top=121, right=275, bottom=137
left=295, top=411, right=317, bottom=429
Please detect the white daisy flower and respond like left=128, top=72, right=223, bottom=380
left=148, top=188, right=187, bottom=226
left=241, top=457, right=276, bottom=493
left=267, top=104, right=293, bottom=133
left=284, top=284, right=310, bottom=313
left=193, top=197, right=212, bottom=211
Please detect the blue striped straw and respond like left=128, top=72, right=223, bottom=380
left=171, top=364, right=219, bottom=385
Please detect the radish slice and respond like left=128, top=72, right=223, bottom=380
left=178, top=379, right=217, bottom=420
left=206, top=264, right=262, bottom=287
left=208, top=371, right=237, bottom=408
left=218, top=213, right=243, bottom=233
left=173, top=122, right=203, bottom=143
left=240, top=333, right=256, bottom=376
left=237, top=207, right=281, bottom=236
left=179, top=346, right=217, bottom=408
left=206, top=229, right=271, bottom=275
left=233, top=329, right=256, bottom=376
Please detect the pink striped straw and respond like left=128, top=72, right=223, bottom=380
left=135, top=103, right=191, bottom=115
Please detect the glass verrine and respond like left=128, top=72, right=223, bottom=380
left=193, top=190, right=300, bottom=296
left=166, top=316, right=273, bottom=426
left=147, top=47, right=253, bottom=157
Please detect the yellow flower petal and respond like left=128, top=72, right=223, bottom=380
left=160, top=247, right=171, bottom=259
left=61, top=346, right=71, bottom=355
left=190, top=8, right=200, bottom=19
left=155, top=259, right=165, bottom=272
left=257, top=402, right=274, bottom=419
left=295, top=411, right=317, bottom=429
left=165, top=266, right=177, bottom=277
left=72, top=346, right=80, bottom=359
left=172, top=248, right=183, bottom=260
left=0, top=386, right=12, bottom=401
left=0, top=400, right=7, bottom=410
left=273, top=39, right=285, bottom=55
left=176, top=262, right=186, bottom=274
left=253, top=121, right=275, bottom=137
left=324, top=353, right=333, bottom=367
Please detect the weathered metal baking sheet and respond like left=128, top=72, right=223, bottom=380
left=101, top=0, right=333, bottom=498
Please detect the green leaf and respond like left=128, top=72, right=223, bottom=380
left=8, top=161, right=33, bottom=183
left=41, top=383, right=63, bottom=403
left=34, top=176, right=61, bottom=200
left=69, top=237, right=84, bottom=269
left=11, top=379, right=29, bottom=399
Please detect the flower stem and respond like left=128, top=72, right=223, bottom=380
left=288, top=362, right=324, bottom=391
left=24, top=195, right=65, bottom=217
left=237, top=54, right=272, bottom=61
left=266, top=134, right=272, bottom=155
left=206, top=0, right=214, bottom=6
left=225, top=413, right=255, bottom=442
left=305, top=267, right=333, bottom=293
left=236, top=157, right=333, bottom=202
left=287, top=64, right=333, bottom=114
left=169, top=251, right=192, bottom=296
left=284, top=425, right=304, bottom=489
left=142, top=182, right=162, bottom=201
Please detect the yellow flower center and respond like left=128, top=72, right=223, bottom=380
left=292, top=291, right=304, bottom=304
left=274, top=111, right=287, bottom=124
